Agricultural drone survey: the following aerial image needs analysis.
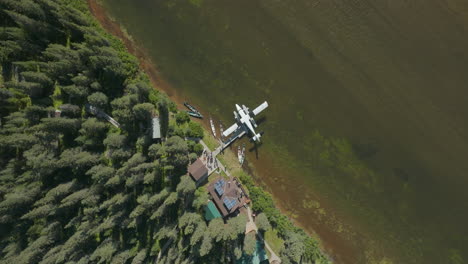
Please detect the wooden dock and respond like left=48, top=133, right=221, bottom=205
left=220, top=128, right=246, bottom=151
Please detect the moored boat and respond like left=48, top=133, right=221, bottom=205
left=237, top=146, right=242, bottom=163
left=187, top=110, right=203, bottom=119
left=239, top=144, right=245, bottom=165
left=220, top=123, right=224, bottom=139
left=183, top=102, right=199, bottom=113
left=210, top=117, right=217, bottom=137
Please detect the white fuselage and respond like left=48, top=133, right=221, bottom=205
left=222, top=101, right=267, bottom=142
left=236, top=104, right=258, bottom=139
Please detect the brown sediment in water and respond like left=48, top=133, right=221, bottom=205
left=87, top=0, right=187, bottom=110
left=87, top=0, right=359, bottom=262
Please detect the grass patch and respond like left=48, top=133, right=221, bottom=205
left=202, top=134, right=219, bottom=151
left=219, top=169, right=228, bottom=179
left=51, top=83, right=63, bottom=109
left=264, top=229, right=284, bottom=258
left=207, top=172, right=221, bottom=185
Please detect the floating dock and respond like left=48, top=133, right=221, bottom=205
left=221, top=128, right=246, bottom=150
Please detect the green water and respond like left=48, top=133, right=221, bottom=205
left=100, top=0, right=468, bottom=263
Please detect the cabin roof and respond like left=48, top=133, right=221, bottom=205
left=188, top=158, right=208, bottom=181
left=204, top=201, right=222, bottom=221
left=208, top=177, right=247, bottom=217
left=152, top=117, right=161, bottom=139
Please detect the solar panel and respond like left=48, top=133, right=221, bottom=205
left=215, top=185, right=224, bottom=196
left=214, top=180, right=225, bottom=196
left=232, top=199, right=238, bottom=209
left=223, top=197, right=238, bottom=211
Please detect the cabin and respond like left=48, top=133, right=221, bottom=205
left=188, top=158, right=208, bottom=186
left=152, top=117, right=161, bottom=140
left=207, top=177, right=249, bottom=218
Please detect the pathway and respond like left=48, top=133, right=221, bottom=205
left=85, top=104, right=121, bottom=128
left=246, top=206, right=281, bottom=263
left=199, top=139, right=230, bottom=177
left=155, top=227, right=177, bottom=263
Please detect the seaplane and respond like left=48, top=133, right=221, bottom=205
left=222, top=101, right=268, bottom=142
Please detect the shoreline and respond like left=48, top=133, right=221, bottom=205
left=86, top=1, right=349, bottom=262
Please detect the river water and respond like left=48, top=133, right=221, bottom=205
left=99, top=0, right=468, bottom=263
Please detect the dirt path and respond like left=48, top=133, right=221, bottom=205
left=246, top=206, right=281, bottom=263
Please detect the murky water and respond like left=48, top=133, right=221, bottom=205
left=100, top=0, right=468, bottom=262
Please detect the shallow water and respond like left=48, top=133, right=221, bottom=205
left=100, top=0, right=468, bottom=262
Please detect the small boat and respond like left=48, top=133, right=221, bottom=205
left=219, top=123, right=224, bottom=139
left=237, top=146, right=242, bottom=163
left=210, top=117, right=217, bottom=137
left=239, top=144, right=246, bottom=165
left=183, top=102, right=198, bottom=112
left=187, top=110, right=203, bottom=119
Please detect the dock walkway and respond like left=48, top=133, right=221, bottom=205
left=198, top=124, right=247, bottom=176
left=199, top=140, right=230, bottom=177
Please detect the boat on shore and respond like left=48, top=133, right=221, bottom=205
left=210, top=117, right=217, bottom=137
left=184, top=102, right=203, bottom=119
left=184, top=102, right=199, bottom=113
left=238, top=144, right=246, bottom=165
left=187, top=110, right=203, bottom=119
left=220, top=123, right=224, bottom=140
left=239, top=144, right=245, bottom=165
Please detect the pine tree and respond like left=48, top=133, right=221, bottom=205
left=255, top=212, right=271, bottom=233
left=243, top=232, right=256, bottom=256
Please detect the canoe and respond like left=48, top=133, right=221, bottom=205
left=187, top=110, right=203, bottom=119
left=210, top=117, right=217, bottom=137
left=184, top=102, right=200, bottom=114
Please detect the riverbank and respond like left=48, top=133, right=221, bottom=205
left=87, top=0, right=332, bottom=262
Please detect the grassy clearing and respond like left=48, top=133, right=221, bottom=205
left=202, top=134, right=218, bottom=151
left=264, top=229, right=284, bottom=258
left=51, top=83, right=63, bottom=109
left=207, top=172, right=221, bottom=184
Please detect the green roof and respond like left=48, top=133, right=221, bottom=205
left=204, top=201, right=222, bottom=221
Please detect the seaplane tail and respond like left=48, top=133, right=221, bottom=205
left=252, top=133, right=261, bottom=142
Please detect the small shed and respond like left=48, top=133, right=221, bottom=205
left=204, top=201, right=222, bottom=221
left=188, top=158, right=208, bottom=186
left=152, top=117, right=161, bottom=140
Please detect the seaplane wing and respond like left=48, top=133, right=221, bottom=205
left=223, top=123, right=238, bottom=137
left=252, top=101, right=268, bottom=116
